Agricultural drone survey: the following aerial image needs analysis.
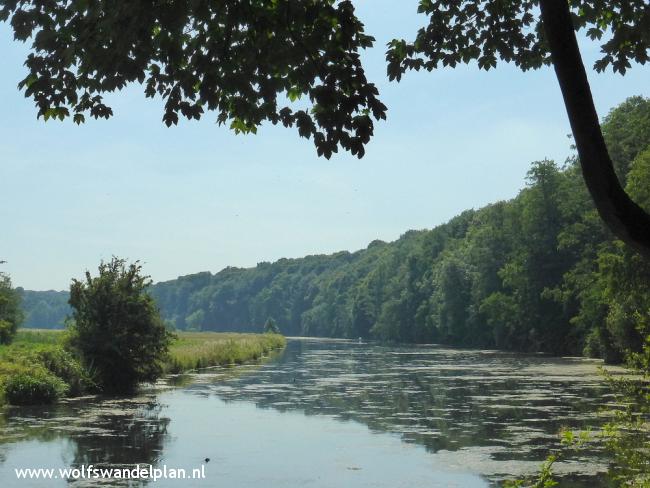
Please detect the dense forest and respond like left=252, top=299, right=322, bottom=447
left=17, top=289, right=69, bottom=329
left=21, top=97, right=650, bottom=362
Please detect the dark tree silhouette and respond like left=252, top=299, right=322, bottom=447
left=386, top=0, right=650, bottom=256
left=539, top=0, right=650, bottom=258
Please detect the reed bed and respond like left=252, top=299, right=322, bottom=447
left=165, top=332, right=286, bottom=373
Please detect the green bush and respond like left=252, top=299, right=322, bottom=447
left=4, top=368, right=68, bottom=405
left=1, top=343, right=90, bottom=388
left=67, top=258, right=173, bottom=393
left=0, top=341, right=94, bottom=405
left=35, top=347, right=94, bottom=395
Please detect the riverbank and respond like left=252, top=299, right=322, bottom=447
left=0, top=337, right=630, bottom=486
left=0, top=329, right=286, bottom=406
left=164, top=332, right=287, bottom=373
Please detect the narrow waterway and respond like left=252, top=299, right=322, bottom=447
left=0, top=338, right=622, bottom=486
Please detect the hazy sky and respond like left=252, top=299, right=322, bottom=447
left=1, top=1, right=648, bottom=291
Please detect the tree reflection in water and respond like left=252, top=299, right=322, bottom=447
left=193, top=339, right=616, bottom=484
left=0, top=393, right=170, bottom=485
left=0, top=339, right=621, bottom=486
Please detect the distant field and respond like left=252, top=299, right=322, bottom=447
left=0, top=329, right=286, bottom=405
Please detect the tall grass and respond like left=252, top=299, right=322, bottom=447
left=12, top=329, right=63, bottom=344
left=0, top=329, right=286, bottom=405
left=0, top=329, right=85, bottom=405
left=165, top=332, right=286, bottom=373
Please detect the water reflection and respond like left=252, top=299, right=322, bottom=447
left=195, top=339, right=618, bottom=484
left=0, top=339, right=621, bottom=486
left=0, top=358, right=279, bottom=487
left=0, top=393, right=170, bottom=486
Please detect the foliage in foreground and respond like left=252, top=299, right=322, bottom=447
left=596, top=357, right=650, bottom=487
left=67, top=258, right=173, bottom=393
left=503, top=455, right=558, bottom=488
left=582, top=138, right=650, bottom=486
left=507, top=361, right=650, bottom=487
left=502, top=428, right=596, bottom=488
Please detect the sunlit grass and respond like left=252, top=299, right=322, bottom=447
left=165, top=332, right=286, bottom=373
left=11, top=329, right=64, bottom=345
left=0, top=330, right=82, bottom=406
left=0, top=329, right=286, bottom=405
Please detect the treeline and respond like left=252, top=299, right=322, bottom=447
left=17, top=289, right=69, bottom=329
left=21, top=97, right=650, bottom=361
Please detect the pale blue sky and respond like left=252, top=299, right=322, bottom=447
left=1, top=1, right=647, bottom=291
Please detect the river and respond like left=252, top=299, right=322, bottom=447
left=0, top=338, right=621, bottom=487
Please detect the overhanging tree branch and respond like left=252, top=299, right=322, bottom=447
left=539, top=0, right=650, bottom=258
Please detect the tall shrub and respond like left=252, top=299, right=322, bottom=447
left=67, top=257, right=173, bottom=393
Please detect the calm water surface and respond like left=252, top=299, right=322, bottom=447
left=0, top=339, right=622, bottom=487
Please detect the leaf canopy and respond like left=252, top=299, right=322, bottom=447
left=0, top=0, right=647, bottom=157
left=386, top=0, right=649, bottom=80
left=0, top=0, right=386, bottom=158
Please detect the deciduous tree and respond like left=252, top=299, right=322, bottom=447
left=1, top=0, right=648, bottom=253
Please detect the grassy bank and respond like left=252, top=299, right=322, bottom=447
left=165, top=332, right=286, bottom=373
left=0, top=330, right=286, bottom=406
left=0, top=330, right=89, bottom=406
